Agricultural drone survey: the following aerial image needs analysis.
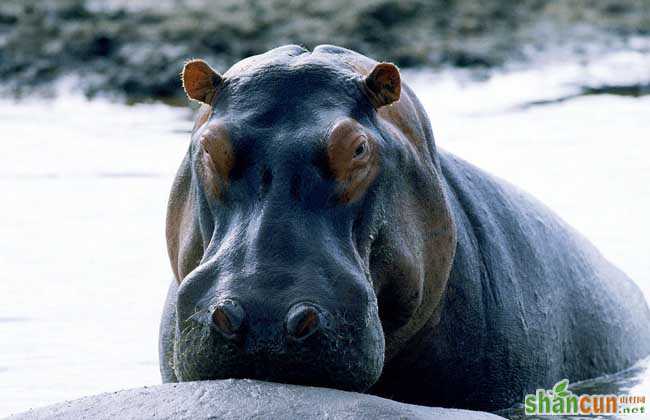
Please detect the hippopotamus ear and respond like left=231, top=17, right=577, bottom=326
left=181, top=59, right=223, bottom=105
left=364, top=63, right=401, bottom=108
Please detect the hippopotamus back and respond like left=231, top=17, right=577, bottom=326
left=371, top=150, right=650, bottom=409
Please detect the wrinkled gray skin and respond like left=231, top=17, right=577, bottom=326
left=160, top=45, right=650, bottom=411
left=10, top=380, right=503, bottom=420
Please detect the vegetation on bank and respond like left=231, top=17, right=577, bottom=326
left=0, top=0, right=648, bottom=101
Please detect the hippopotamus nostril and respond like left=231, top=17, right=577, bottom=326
left=286, top=303, right=324, bottom=341
left=211, top=299, right=245, bottom=338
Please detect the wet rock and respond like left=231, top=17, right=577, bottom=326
left=10, top=379, right=504, bottom=419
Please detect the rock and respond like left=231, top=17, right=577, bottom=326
left=10, top=379, right=503, bottom=419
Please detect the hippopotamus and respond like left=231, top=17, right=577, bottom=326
left=159, top=44, right=650, bottom=411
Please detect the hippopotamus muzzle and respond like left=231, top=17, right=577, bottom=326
left=212, top=300, right=329, bottom=344
left=172, top=230, right=385, bottom=390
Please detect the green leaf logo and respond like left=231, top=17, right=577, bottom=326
left=553, top=379, right=570, bottom=398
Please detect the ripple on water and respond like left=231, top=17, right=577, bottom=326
left=0, top=317, right=32, bottom=323
left=498, top=356, right=650, bottom=419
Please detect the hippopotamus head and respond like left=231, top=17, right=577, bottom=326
left=166, top=45, right=455, bottom=392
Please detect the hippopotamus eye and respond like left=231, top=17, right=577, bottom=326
left=353, top=140, right=368, bottom=159
left=197, top=125, right=234, bottom=198
left=327, top=119, right=379, bottom=204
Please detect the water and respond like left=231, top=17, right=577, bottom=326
left=1, top=55, right=649, bottom=417
left=500, top=357, right=650, bottom=419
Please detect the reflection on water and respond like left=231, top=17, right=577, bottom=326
left=1, top=59, right=649, bottom=416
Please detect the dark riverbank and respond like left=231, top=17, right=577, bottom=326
left=1, top=0, right=649, bottom=101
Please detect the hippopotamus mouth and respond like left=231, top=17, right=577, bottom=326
left=164, top=45, right=454, bottom=393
